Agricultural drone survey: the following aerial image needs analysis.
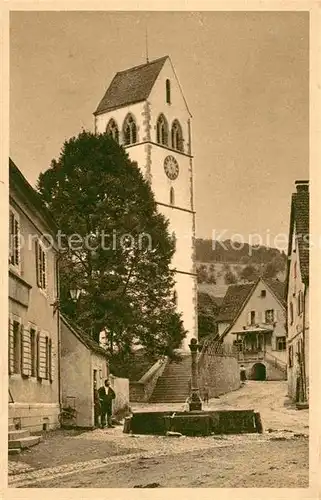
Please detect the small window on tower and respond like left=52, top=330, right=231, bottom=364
left=166, top=79, right=171, bottom=104
left=156, top=114, right=169, bottom=145
left=170, top=187, right=175, bottom=206
left=171, top=120, right=183, bottom=152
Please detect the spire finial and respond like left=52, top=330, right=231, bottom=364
left=145, top=26, right=149, bottom=63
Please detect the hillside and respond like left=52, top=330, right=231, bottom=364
left=196, top=239, right=286, bottom=298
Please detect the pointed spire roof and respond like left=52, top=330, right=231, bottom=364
left=94, top=56, right=169, bottom=116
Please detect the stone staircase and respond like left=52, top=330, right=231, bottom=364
left=149, top=354, right=191, bottom=403
left=8, top=424, right=42, bottom=455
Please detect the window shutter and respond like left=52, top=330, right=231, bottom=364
left=8, top=319, right=14, bottom=374
left=9, top=212, right=13, bottom=263
left=260, top=311, right=265, bottom=324
left=21, top=327, right=32, bottom=376
left=36, top=331, right=41, bottom=378
left=38, top=333, right=47, bottom=379
left=49, top=338, right=53, bottom=382
left=35, top=240, right=40, bottom=287
left=14, top=218, right=20, bottom=266
left=42, top=250, right=47, bottom=289
left=247, top=312, right=251, bottom=326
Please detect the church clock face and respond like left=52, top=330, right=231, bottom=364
left=164, top=155, right=179, bottom=180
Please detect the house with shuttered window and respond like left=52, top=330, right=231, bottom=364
left=216, top=277, right=287, bottom=380
left=9, top=159, right=60, bottom=431
left=286, top=180, right=309, bottom=406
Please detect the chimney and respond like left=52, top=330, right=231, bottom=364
left=295, top=180, right=309, bottom=193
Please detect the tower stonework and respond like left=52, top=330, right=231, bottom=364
left=94, top=56, right=197, bottom=349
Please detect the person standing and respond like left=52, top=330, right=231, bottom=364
left=240, top=364, right=247, bottom=383
left=203, top=383, right=209, bottom=404
left=98, top=379, right=116, bottom=428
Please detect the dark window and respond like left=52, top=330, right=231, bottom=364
left=30, top=328, right=37, bottom=377
left=276, top=336, right=286, bottom=351
left=265, top=309, right=274, bottom=324
left=260, top=290, right=266, bottom=298
left=35, top=240, right=47, bottom=290
left=166, top=79, right=171, bottom=104
left=9, top=210, right=20, bottom=268
left=170, top=187, right=175, bottom=205
left=123, top=114, right=137, bottom=145
left=106, top=119, right=119, bottom=143
left=298, top=291, right=303, bottom=315
left=156, top=114, right=169, bottom=145
left=13, top=321, right=21, bottom=374
left=288, top=345, right=293, bottom=367
left=173, top=290, right=177, bottom=306
left=171, top=120, right=183, bottom=152
left=250, top=311, right=256, bottom=325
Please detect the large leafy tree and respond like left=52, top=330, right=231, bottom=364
left=197, top=292, right=219, bottom=343
left=37, top=131, right=186, bottom=365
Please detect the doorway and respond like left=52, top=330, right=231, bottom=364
left=251, top=363, right=266, bottom=381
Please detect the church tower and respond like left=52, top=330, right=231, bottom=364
left=94, top=56, right=197, bottom=349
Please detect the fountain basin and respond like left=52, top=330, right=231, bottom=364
left=125, top=409, right=262, bottom=436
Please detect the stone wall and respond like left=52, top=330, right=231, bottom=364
left=110, top=375, right=130, bottom=417
left=129, top=358, right=168, bottom=402
left=198, top=352, right=240, bottom=399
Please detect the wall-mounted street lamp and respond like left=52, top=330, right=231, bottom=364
left=70, top=288, right=81, bottom=302
left=50, top=288, right=81, bottom=314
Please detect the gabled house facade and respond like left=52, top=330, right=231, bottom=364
left=94, top=56, right=197, bottom=349
left=286, top=180, right=309, bottom=405
left=9, top=159, right=60, bottom=431
left=217, top=277, right=287, bottom=380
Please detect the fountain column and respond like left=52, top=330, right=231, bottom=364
left=189, top=338, right=202, bottom=411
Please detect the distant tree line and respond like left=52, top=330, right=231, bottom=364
left=196, top=238, right=286, bottom=265
left=196, top=257, right=286, bottom=286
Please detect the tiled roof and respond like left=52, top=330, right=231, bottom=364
left=94, top=56, right=168, bottom=115
left=61, top=315, right=109, bottom=359
left=264, top=279, right=286, bottom=307
left=293, top=190, right=309, bottom=283
left=216, top=283, right=255, bottom=322
left=9, top=158, right=58, bottom=234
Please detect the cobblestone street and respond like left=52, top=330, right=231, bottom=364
left=8, top=381, right=309, bottom=488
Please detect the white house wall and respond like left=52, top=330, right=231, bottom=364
left=94, top=59, right=197, bottom=349
left=287, top=222, right=309, bottom=400
left=223, top=279, right=287, bottom=364
left=9, top=190, right=60, bottom=431
left=60, top=321, right=92, bottom=427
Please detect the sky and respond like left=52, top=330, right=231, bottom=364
left=10, top=11, right=309, bottom=246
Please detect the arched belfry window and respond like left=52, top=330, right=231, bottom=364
left=166, top=79, right=171, bottom=104
left=106, top=119, right=119, bottom=143
left=123, top=114, right=137, bottom=145
left=170, top=186, right=175, bottom=206
left=171, top=120, right=183, bottom=152
left=156, top=114, right=169, bottom=146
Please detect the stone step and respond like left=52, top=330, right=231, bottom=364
left=8, top=429, right=30, bottom=440
left=8, top=448, right=21, bottom=456
left=9, top=435, right=42, bottom=450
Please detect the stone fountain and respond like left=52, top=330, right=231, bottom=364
left=124, top=337, right=263, bottom=436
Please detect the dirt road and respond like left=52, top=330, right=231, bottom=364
left=9, top=381, right=309, bottom=488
